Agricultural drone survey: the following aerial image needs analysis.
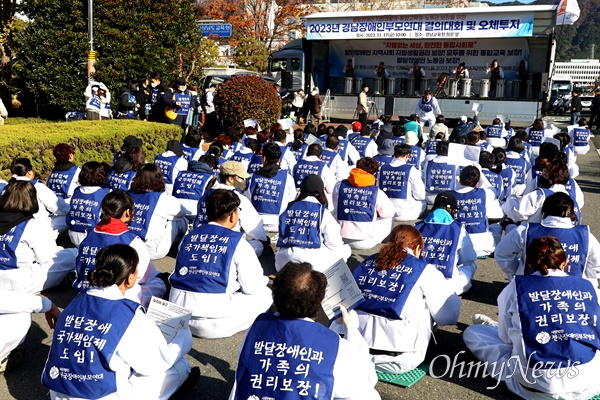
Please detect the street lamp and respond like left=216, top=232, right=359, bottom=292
left=87, top=0, right=96, bottom=78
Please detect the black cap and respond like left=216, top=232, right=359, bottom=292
left=167, top=140, right=184, bottom=157
left=433, top=191, right=458, bottom=211
left=121, top=135, right=143, bottom=151
left=177, top=77, right=187, bottom=86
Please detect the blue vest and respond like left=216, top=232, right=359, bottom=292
left=74, top=229, right=139, bottom=291
left=230, top=151, right=253, bottom=165
left=499, top=167, right=515, bottom=199
left=337, top=139, right=349, bottom=161
left=249, top=170, right=288, bottom=215
left=373, top=154, right=393, bottom=169
left=181, top=144, right=200, bottom=162
left=528, top=129, right=544, bottom=147
left=320, top=148, right=337, bottom=167
left=505, top=155, right=526, bottom=185
left=154, top=154, right=180, bottom=185
left=66, top=188, right=110, bottom=234
left=391, top=136, right=405, bottom=147
left=525, top=223, right=589, bottom=277
left=336, top=180, right=377, bottom=223
left=572, top=127, right=590, bottom=147
left=48, top=166, right=79, bottom=199
left=125, top=92, right=137, bottom=118
left=235, top=313, right=338, bottom=400
left=287, top=143, right=308, bottom=162
left=88, top=94, right=101, bottom=110
left=419, top=97, right=433, bottom=113
left=0, top=220, right=29, bottom=270
left=482, top=169, right=503, bottom=199
left=293, top=160, right=325, bottom=188
left=277, top=144, right=289, bottom=165
left=378, top=163, right=411, bottom=200
left=347, top=132, right=359, bottom=142
left=415, top=220, right=461, bottom=279
left=106, top=169, right=136, bottom=191
left=354, top=254, right=427, bottom=319
left=486, top=125, right=502, bottom=139
left=42, top=294, right=139, bottom=398
left=505, top=127, right=514, bottom=141
left=170, top=224, right=243, bottom=293
left=425, top=161, right=458, bottom=193
left=425, top=139, right=438, bottom=156
left=407, top=146, right=422, bottom=170
left=453, top=189, right=487, bottom=234
left=151, top=88, right=160, bottom=106
left=351, top=136, right=372, bottom=158
left=515, top=275, right=600, bottom=366
left=539, top=187, right=581, bottom=222
left=127, top=191, right=161, bottom=240
left=565, top=177, right=577, bottom=200
left=277, top=201, right=325, bottom=249
left=247, top=155, right=264, bottom=175
left=172, top=171, right=212, bottom=201
left=174, top=91, right=191, bottom=115
left=531, top=164, right=543, bottom=180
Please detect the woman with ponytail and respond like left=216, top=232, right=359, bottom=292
left=43, top=244, right=195, bottom=400
left=495, top=192, right=600, bottom=286
left=0, top=180, right=76, bottom=294
left=464, top=236, right=600, bottom=399
left=339, top=225, right=460, bottom=374
left=74, top=190, right=165, bottom=307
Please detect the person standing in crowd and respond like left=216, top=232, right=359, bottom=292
left=408, top=61, right=426, bottom=94
left=291, top=88, right=306, bottom=123
left=135, top=76, right=151, bottom=122
left=116, top=79, right=139, bottom=119
left=43, top=244, right=195, bottom=400
left=231, top=262, right=380, bottom=400
left=356, top=84, right=369, bottom=128
left=570, top=90, right=582, bottom=126
left=349, top=225, right=460, bottom=373
left=485, top=59, right=504, bottom=98
left=517, top=60, right=528, bottom=98
left=169, top=189, right=272, bottom=339
left=202, top=83, right=219, bottom=140
left=47, top=143, right=80, bottom=203
left=590, top=87, right=600, bottom=130
left=97, top=84, right=112, bottom=120
left=148, top=73, right=170, bottom=122
left=464, top=236, right=600, bottom=400
left=83, top=81, right=104, bottom=120
left=415, top=90, right=441, bottom=134
left=164, top=77, right=199, bottom=135
left=307, top=86, right=323, bottom=127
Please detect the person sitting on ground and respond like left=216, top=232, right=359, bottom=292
left=525, top=118, right=545, bottom=157
left=403, top=113, right=423, bottom=142
left=504, top=137, right=530, bottom=197
left=332, top=157, right=395, bottom=250
left=230, top=261, right=381, bottom=400
left=415, top=192, right=478, bottom=295
left=275, top=174, right=351, bottom=272
left=292, top=143, right=336, bottom=198
left=74, top=190, right=165, bottom=307
left=375, top=115, right=393, bottom=146
left=154, top=140, right=188, bottom=196
left=378, top=143, right=426, bottom=221
left=373, top=139, right=394, bottom=169
left=107, top=147, right=145, bottom=191
left=464, top=236, right=600, bottom=400
left=491, top=147, right=516, bottom=202
left=172, top=159, right=214, bottom=216
left=43, top=244, right=196, bottom=399
left=570, top=117, right=591, bottom=155
left=321, top=134, right=348, bottom=181
left=169, top=189, right=272, bottom=339
left=47, top=143, right=80, bottom=203
left=181, top=129, right=204, bottom=162
left=287, top=128, right=308, bottom=162
left=449, top=112, right=478, bottom=143
left=485, top=118, right=508, bottom=148
left=66, top=161, right=111, bottom=247
left=348, top=225, right=460, bottom=374
left=127, top=164, right=188, bottom=260
left=430, top=114, right=448, bottom=141
left=0, top=180, right=77, bottom=294
left=351, top=125, right=378, bottom=159
left=479, top=151, right=504, bottom=203
left=246, top=143, right=297, bottom=232
left=424, top=140, right=460, bottom=204
left=273, top=129, right=297, bottom=173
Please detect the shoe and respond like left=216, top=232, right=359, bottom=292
left=0, top=347, right=25, bottom=374
left=472, top=314, right=498, bottom=326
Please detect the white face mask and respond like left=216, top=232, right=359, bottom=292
left=178, top=85, right=187, bottom=92
left=151, top=82, right=158, bottom=88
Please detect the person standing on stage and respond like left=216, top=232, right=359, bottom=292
left=408, top=61, right=426, bottom=94
left=486, top=59, right=504, bottom=98
left=453, top=62, right=469, bottom=94
left=517, top=60, right=528, bottom=98
left=373, top=62, right=389, bottom=94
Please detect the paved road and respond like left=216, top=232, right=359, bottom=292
left=1, top=117, right=598, bottom=400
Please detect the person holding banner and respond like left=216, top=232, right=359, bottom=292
left=463, top=236, right=600, bottom=400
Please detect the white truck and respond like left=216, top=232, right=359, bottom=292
left=269, top=5, right=559, bottom=124
left=547, top=74, right=573, bottom=115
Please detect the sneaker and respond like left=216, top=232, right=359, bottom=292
left=472, top=314, right=498, bottom=326
left=0, top=347, right=25, bottom=374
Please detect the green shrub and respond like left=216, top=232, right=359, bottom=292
left=0, top=120, right=182, bottom=181
left=214, top=75, right=281, bottom=130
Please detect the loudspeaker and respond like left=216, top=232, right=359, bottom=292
left=282, top=71, right=293, bottom=89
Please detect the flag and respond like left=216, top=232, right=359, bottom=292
left=556, top=0, right=580, bottom=25
left=267, top=0, right=276, bottom=36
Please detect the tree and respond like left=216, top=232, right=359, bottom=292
left=234, top=37, right=268, bottom=72
left=10, top=0, right=214, bottom=117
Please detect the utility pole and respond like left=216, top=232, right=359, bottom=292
left=87, top=0, right=96, bottom=78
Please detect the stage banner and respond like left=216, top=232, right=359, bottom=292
left=329, top=38, right=529, bottom=80
left=306, top=12, right=533, bottom=40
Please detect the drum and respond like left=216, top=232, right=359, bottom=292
left=354, top=78, right=363, bottom=95
left=496, top=79, right=506, bottom=98
left=460, top=78, right=472, bottom=97
left=372, top=77, right=383, bottom=94
left=344, top=77, right=353, bottom=94
left=479, top=79, right=490, bottom=98
left=505, top=80, right=513, bottom=99
left=386, top=77, right=396, bottom=95
left=448, top=79, right=458, bottom=97
left=405, top=78, right=415, bottom=97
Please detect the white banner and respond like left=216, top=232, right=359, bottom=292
left=329, top=38, right=529, bottom=80
left=556, top=0, right=580, bottom=25
left=306, top=12, right=534, bottom=40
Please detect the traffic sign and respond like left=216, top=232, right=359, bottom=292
left=199, top=23, right=232, bottom=38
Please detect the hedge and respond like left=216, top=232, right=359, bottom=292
left=0, top=120, right=183, bottom=181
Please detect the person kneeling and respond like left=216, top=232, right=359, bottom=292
left=169, top=189, right=273, bottom=339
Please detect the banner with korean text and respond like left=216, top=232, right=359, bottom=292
left=306, top=12, right=534, bottom=40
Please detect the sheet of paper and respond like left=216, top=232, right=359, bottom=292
left=566, top=124, right=579, bottom=133
left=305, top=134, right=320, bottom=146
left=321, top=259, right=365, bottom=322
left=277, top=118, right=294, bottom=131
left=146, top=297, right=192, bottom=343
left=448, top=143, right=480, bottom=166
left=243, top=118, right=261, bottom=131
left=541, top=136, right=561, bottom=149
left=471, top=102, right=484, bottom=112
